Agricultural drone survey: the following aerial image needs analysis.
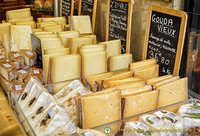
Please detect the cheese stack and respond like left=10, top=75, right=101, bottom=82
left=129, top=58, right=159, bottom=80
left=8, top=51, right=24, bottom=69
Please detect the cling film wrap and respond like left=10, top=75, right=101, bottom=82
left=10, top=25, right=32, bottom=51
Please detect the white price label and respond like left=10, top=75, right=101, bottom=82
left=188, top=108, right=200, bottom=114
left=3, top=63, right=11, bottom=68
left=137, top=122, right=148, bottom=130
left=18, top=70, right=27, bottom=74
left=66, top=121, right=76, bottom=133
left=26, top=51, right=33, bottom=56
left=166, top=112, right=178, bottom=121
left=33, top=70, right=40, bottom=74
left=48, top=109, right=56, bottom=118
left=14, top=53, right=20, bottom=58
left=15, top=85, right=22, bottom=91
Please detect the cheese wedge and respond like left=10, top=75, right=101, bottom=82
left=157, top=78, right=188, bottom=109
left=6, top=8, right=31, bottom=20
left=15, top=21, right=36, bottom=29
left=8, top=51, right=24, bottom=69
left=20, top=49, right=37, bottom=67
left=83, top=72, right=115, bottom=92
left=58, top=31, right=80, bottom=48
left=81, top=34, right=97, bottom=43
left=40, top=17, right=66, bottom=25
left=44, top=48, right=70, bottom=55
left=0, top=23, right=11, bottom=55
left=43, top=24, right=64, bottom=32
left=49, top=55, right=81, bottom=83
left=29, top=68, right=43, bottom=83
left=37, top=21, right=58, bottom=28
left=108, top=53, right=132, bottom=72
left=10, top=25, right=32, bottom=51
left=79, top=47, right=106, bottom=54
left=134, top=64, right=159, bottom=80
left=129, top=59, right=156, bottom=71
left=71, top=16, right=92, bottom=34
left=99, top=39, right=121, bottom=59
left=103, top=71, right=134, bottom=89
left=146, top=75, right=173, bottom=85
left=153, top=76, right=179, bottom=88
left=0, top=61, right=17, bottom=81
left=69, top=37, right=94, bottom=54
left=81, top=51, right=107, bottom=76
left=80, top=44, right=106, bottom=49
left=34, top=32, right=54, bottom=35
left=33, top=28, right=43, bottom=32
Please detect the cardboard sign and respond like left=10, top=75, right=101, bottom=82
left=106, top=0, right=133, bottom=53
left=60, top=0, right=74, bottom=24
left=78, top=0, right=97, bottom=34
left=142, top=5, right=187, bottom=76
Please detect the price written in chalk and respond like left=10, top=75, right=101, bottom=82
left=81, top=0, right=94, bottom=21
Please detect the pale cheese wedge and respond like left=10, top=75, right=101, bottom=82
left=79, top=47, right=106, bottom=54
left=0, top=23, right=11, bottom=55
left=8, top=16, right=33, bottom=24
left=80, top=44, right=106, bottom=49
left=32, top=28, right=43, bottom=32
left=153, top=76, right=180, bottom=88
left=129, top=59, right=156, bottom=71
left=20, top=49, right=37, bottom=67
left=34, top=32, right=54, bottom=35
left=146, top=75, right=173, bottom=85
left=6, top=8, right=31, bottom=20
left=35, top=34, right=58, bottom=39
left=15, top=21, right=36, bottom=29
left=43, top=24, right=64, bottom=32
left=40, top=17, right=66, bottom=25
left=0, top=61, right=17, bottom=81
left=40, top=38, right=63, bottom=54
left=37, top=21, right=58, bottom=28
left=44, top=48, right=70, bottom=55
left=81, top=34, right=97, bottom=43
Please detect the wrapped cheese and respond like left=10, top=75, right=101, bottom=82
left=20, top=49, right=37, bottom=67
left=29, top=68, right=43, bottom=83
left=8, top=51, right=24, bottom=69
left=17, top=69, right=29, bottom=83
left=0, top=61, right=17, bottom=81
left=11, top=80, right=25, bottom=101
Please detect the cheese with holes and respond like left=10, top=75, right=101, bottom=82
left=129, top=59, right=156, bottom=71
left=0, top=61, right=17, bottom=81
left=20, top=49, right=37, bottom=67
left=157, top=78, right=188, bottom=109
left=49, top=55, right=81, bottom=83
left=69, top=37, right=94, bottom=54
left=43, top=24, right=64, bottom=32
left=58, top=31, right=80, bottom=48
left=15, top=21, right=36, bottom=29
left=81, top=51, right=107, bottom=76
left=44, top=48, right=70, bottom=55
left=10, top=25, right=32, bottom=51
left=71, top=16, right=92, bottom=34
left=99, top=39, right=121, bottom=59
left=146, top=75, right=173, bottom=85
left=108, top=53, right=132, bottom=72
left=9, top=51, right=24, bottom=69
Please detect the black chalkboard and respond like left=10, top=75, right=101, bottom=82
left=106, top=0, right=132, bottom=54
left=61, top=0, right=74, bottom=23
left=143, top=5, right=188, bottom=76
left=81, top=0, right=94, bottom=22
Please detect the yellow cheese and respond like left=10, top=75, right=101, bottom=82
left=6, top=8, right=31, bottom=20
left=146, top=75, right=173, bottom=85
left=58, top=31, right=80, bottom=48
left=123, top=90, right=159, bottom=119
left=40, top=38, right=63, bottom=53
left=134, top=64, right=159, bottom=80
left=44, top=48, right=70, bottom=55
left=34, top=32, right=54, bottom=35
left=20, top=49, right=37, bottom=67
left=32, top=28, right=43, bottom=32
left=0, top=23, right=11, bottom=55
left=37, top=21, right=58, bottom=28
left=108, top=53, right=132, bottom=72
left=15, top=21, right=36, bottom=29
left=71, top=16, right=92, bottom=34
left=0, top=61, right=17, bottom=81
left=117, top=81, right=146, bottom=91
left=8, top=51, right=24, bottom=69
left=69, top=37, right=94, bottom=54
left=99, top=39, right=121, bottom=59
left=49, top=55, right=81, bottom=83
left=80, top=44, right=106, bottom=49
left=40, top=17, right=66, bottom=25
left=8, top=16, right=33, bottom=24
left=10, top=25, right=32, bottom=51
left=43, top=24, right=64, bottom=32
left=81, top=34, right=97, bottom=43
left=79, top=47, right=106, bottom=54
left=157, top=78, right=188, bottom=109
left=153, top=76, right=180, bottom=89
left=35, top=34, right=58, bottom=39
left=129, top=59, right=156, bottom=71
left=81, top=51, right=107, bottom=76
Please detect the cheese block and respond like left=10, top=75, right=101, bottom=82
left=43, top=24, right=64, bottom=32
left=153, top=76, right=179, bottom=89
left=40, top=17, right=67, bottom=25
left=81, top=51, right=107, bottom=76
left=20, top=49, right=37, bottom=67
left=157, top=78, right=188, bottom=109
left=79, top=88, right=121, bottom=135
left=49, top=55, right=81, bottom=83
left=108, top=53, right=132, bottom=72
left=29, top=68, right=43, bottom=83
left=35, top=34, right=58, bottom=39
left=37, top=21, right=58, bottom=28
left=79, top=47, right=106, bottom=54
left=15, top=21, right=36, bottom=29
left=11, top=80, right=25, bottom=101
left=83, top=72, right=115, bottom=92
left=6, top=8, right=31, bottom=20
left=8, top=51, right=24, bottom=69
left=33, top=28, right=43, bottom=32
left=99, top=39, right=121, bottom=59
left=102, top=71, right=134, bottom=89
left=0, top=61, right=17, bottom=81
left=80, top=44, right=106, bottom=49
left=34, top=32, right=54, bottom=35
left=71, top=16, right=92, bottom=34
left=81, top=34, right=97, bottom=43
left=40, top=38, right=63, bottom=53
left=77, top=129, right=107, bottom=136
left=44, top=48, right=70, bottom=55
left=8, top=16, right=33, bottom=24
left=106, top=77, right=143, bottom=88
left=117, top=81, right=146, bottom=92
left=17, top=69, right=29, bottom=83
left=146, top=75, right=173, bottom=85
left=0, top=23, right=11, bottom=55
left=134, top=64, right=159, bottom=80
left=129, top=59, right=156, bottom=71
left=69, top=37, right=94, bottom=54
left=58, top=31, right=80, bottom=48
left=10, top=25, right=32, bottom=51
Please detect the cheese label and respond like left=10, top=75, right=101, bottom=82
left=83, top=132, right=95, bottom=136
left=3, top=63, right=11, bottom=68
left=44, top=99, right=51, bottom=108
left=66, top=121, right=76, bottom=133
left=26, top=51, right=33, bottom=56
left=33, top=70, right=40, bottom=74
left=188, top=108, right=200, bottom=114
left=48, top=109, right=56, bottom=118
left=14, top=53, right=20, bottom=58
left=15, top=85, right=22, bottom=91
left=35, top=89, right=41, bottom=98
left=0, top=55, right=5, bottom=59
left=18, top=70, right=27, bottom=74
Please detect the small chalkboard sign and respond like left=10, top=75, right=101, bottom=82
left=106, top=0, right=132, bottom=53
left=78, top=0, right=97, bottom=33
left=60, top=0, right=74, bottom=24
left=143, top=5, right=187, bottom=76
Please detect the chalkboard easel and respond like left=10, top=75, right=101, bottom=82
left=142, top=5, right=187, bottom=76
left=60, top=0, right=74, bottom=24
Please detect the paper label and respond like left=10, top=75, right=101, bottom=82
left=18, top=70, right=27, bottom=74
left=3, top=63, right=11, bottom=68
left=0, top=55, right=5, bottom=59
left=84, top=132, right=95, bottom=136
left=148, top=116, right=160, bottom=124
left=66, top=121, right=76, bottom=133
left=33, top=70, right=40, bottom=74
left=44, top=99, right=51, bottom=108
left=188, top=108, right=200, bottom=114
left=15, top=85, right=22, bottom=91
left=48, top=109, right=56, bottom=118
left=14, top=53, right=20, bottom=58
left=26, top=51, right=33, bottom=56
left=35, top=89, right=41, bottom=98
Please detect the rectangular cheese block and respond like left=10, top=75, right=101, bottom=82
left=69, top=37, right=94, bottom=54
left=8, top=51, right=24, bottom=69
left=43, top=24, right=64, bottom=33
left=123, top=90, right=159, bottom=119
left=10, top=25, right=32, bottom=51
left=11, top=80, right=25, bottom=101
left=58, top=31, right=80, bottom=48
left=134, top=64, right=159, bottom=80
left=8, top=16, right=33, bottom=24
left=79, top=47, right=106, bottom=54
left=99, top=39, right=121, bottom=59
left=15, top=21, right=36, bottom=29
left=40, top=17, right=67, bottom=25
left=153, top=76, right=180, bottom=89
left=29, top=68, right=43, bottom=83
left=80, top=44, right=106, bottom=49
left=32, top=28, right=43, bottom=32
left=71, top=16, right=92, bottom=34
left=37, top=21, right=58, bottom=28
left=146, top=75, right=173, bottom=85
left=6, top=8, right=31, bottom=20
left=34, top=32, right=54, bottom=35
left=157, top=78, right=188, bottom=109
left=49, top=55, right=81, bottom=83
left=129, top=59, right=156, bottom=71
left=40, top=38, right=63, bottom=54
left=0, top=61, right=17, bottom=81
left=81, top=51, right=107, bottom=76
left=108, top=53, right=132, bottom=72
left=81, top=34, right=97, bottom=43
left=20, top=49, right=37, bottom=67
left=0, top=23, right=11, bottom=55
left=116, top=81, right=145, bottom=91
left=35, top=34, right=58, bottom=39
left=44, top=48, right=70, bottom=55
left=17, top=69, right=29, bottom=83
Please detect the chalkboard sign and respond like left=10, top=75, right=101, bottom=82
left=78, top=0, right=97, bottom=33
left=60, top=0, right=74, bottom=23
left=143, top=5, right=187, bottom=76
left=106, top=0, right=132, bottom=53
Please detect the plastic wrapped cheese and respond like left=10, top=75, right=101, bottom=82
left=8, top=51, right=24, bottom=69
left=20, top=49, right=37, bottom=67
left=0, top=61, right=17, bottom=81
left=6, top=8, right=31, bottom=21
left=11, top=80, right=25, bottom=101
